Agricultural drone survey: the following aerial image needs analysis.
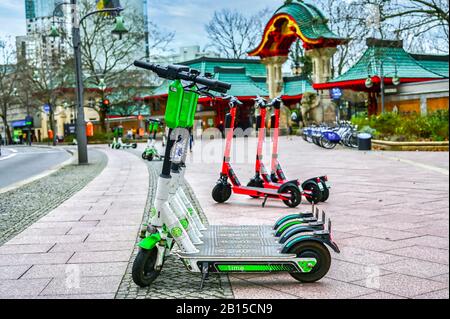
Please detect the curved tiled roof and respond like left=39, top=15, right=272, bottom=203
left=275, top=0, right=342, bottom=41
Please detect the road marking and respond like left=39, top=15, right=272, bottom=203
left=0, top=153, right=17, bottom=161
left=0, top=149, right=75, bottom=194
left=381, top=155, right=449, bottom=176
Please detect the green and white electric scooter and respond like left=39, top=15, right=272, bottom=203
left=131, top=61, right=340, bottom=289
left=111, top=137, right=137, bottom=150
left=142, top=119, right=164, bottom=161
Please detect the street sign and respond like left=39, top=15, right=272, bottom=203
left=330, top=88, right=343, bottom=100
left=384, top=88, right=398, bottom=94
left=43, top=104, right=51, bottom=113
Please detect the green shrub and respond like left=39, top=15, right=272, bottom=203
left=87, top=132, right=114, bottom=143
left=351, top=110, right=449, bottom=141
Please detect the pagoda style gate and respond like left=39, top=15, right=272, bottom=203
left=249, top=0, right=347, bottom=123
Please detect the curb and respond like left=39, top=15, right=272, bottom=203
left=0, top=148, right=76, bottom=195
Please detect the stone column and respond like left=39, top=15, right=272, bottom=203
left=306, top=47, right=337, bottom=123
left=262, top=56, right=288, bottom=99
left=262, top=56, right=290, bottom=132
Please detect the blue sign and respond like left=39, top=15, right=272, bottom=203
left=12, top=120, right=26, bottom=128
left=43, top=104, right=51, bottom=113
left=330, top=88, right=343, bottom=100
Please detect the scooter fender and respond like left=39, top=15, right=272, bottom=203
left=274, top=216, right=319, bottom=235
left=278, top=224, right=325, bottom=244
left=278, top=180, right=300, bottom=192
left=273, top=213, right=315, bottom=230
left=281, top=233, right=340, bottom=254
left=138, top=233, right=162, bottom=250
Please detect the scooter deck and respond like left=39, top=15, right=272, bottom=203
left=200, top=225, right=279, bottom=246
left=178, top=226, right=295, bottom=259
left=201, top=225, right=275, bottom=238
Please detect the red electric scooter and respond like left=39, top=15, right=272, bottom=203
left=247, top=97, right=325, bottom=204
left=212, top=96, right=302, bottom=208
left=270, top=97, right=331, bottom=203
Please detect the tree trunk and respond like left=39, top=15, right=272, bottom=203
left=2, top=116, right=12, bottom=145
left=99, top=109, right=107, bottom=133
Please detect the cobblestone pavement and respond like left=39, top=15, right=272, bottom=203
left=0, top=149, right=107, bottom=245
left=0, top=147, right=147, bottom=298
left=115, top=150, right=234, bottom=299
left=184, top=136, right=449, bottom=299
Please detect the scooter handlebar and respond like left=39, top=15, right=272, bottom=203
left=134, top=61, right=231, bottom=94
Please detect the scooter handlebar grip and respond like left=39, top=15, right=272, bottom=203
left=134, top=60, right=157, bottom=71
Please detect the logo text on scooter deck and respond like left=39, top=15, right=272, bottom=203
left=216, top=264, right=296, bottom=272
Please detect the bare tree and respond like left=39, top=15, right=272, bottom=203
left=289, top=40, right=313, bottom=78
left=363, top=0, right=449, bottom=53
left=0, top=38, right=19, bottom=145
left=25, top=46, right=74, bottom=145
left=314, top=0, right=372, bottom=77
left=205, top=8, right=272, bottom=59
left=76, top=0, right=174, bottom=131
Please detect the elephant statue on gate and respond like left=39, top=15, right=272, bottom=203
left=300, top=92, right=321, bottom=125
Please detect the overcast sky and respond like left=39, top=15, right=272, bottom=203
left=0, top=0, right=279, bottom=49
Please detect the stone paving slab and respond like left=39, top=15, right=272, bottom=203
left=0, top=147, right=149, bottom=298
left=184, top=137, right=449, bottom=299
left=40, top=276, right=123, bottom=296
left=353, top=273, right=447, bottom=298
left=0, top=265, right=31, bottom=280
left=21, top=262, right=129, bottom=279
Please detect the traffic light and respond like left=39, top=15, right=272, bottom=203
left=101, top=99, right=111, bottom=113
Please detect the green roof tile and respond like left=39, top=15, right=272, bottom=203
left=283, top=76, right=314, bottom=95
left=275, top=0, right=343, bottom=41
left=148, top=57, right=314, bottom=98
left=329, top=40, right=445, bottom=83
left=411, top=54, right=449, bottom=78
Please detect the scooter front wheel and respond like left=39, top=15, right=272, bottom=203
left=142, top=152, right=147, bottom=160
left=212, top=183, right=232, bottom=203
left=280, top=185, right=302, bottom=208
left=289, top=241, right=331, bottom=283
left=132, top=248, right=161, bottom=287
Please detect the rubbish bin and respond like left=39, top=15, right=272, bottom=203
left=358, top=133, right=372, bottom=151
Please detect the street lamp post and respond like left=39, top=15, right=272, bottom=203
left=50, top=1, right=127, bottom=164
left=365, top=57, right=401, bottom=114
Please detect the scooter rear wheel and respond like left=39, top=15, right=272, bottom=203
left=321, top=185, right=330, bottom=202
left=303, top=182, right=322, bottom=204
left=280, top=185, right=302, bottom=208
left=212, top=183, right=232, bottom=203
left=289, top=241, right=331, bottom=283
left=132, top=248, right=160, bottom=287
left=147, top=154, right=154, bottom=161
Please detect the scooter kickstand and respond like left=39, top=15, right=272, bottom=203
left=262, top=195, right=269, bottom=208
left=200, top=262, right=209, bottom=289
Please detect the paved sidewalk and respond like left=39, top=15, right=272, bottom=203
left=0, top=146, right=148, bottom=298
left=184, top=136, right=449, bottom=299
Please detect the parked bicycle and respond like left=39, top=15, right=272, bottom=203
left=302, top=121, right=359, bottom=149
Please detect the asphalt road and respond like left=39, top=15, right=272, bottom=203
left=0, top=145, right=72, bottom=189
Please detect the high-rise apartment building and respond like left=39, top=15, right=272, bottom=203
left=17, top=0, right=150, bottom=67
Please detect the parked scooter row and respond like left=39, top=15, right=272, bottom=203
left=302, top=121, right=359, bottom=149
left=212, top=95, right=331, bottom=207
left=142, top=119, right=165, bottom=161
left=110, top=137, right=137, bottom=150
left=131, top=61, right=339, bottom=289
